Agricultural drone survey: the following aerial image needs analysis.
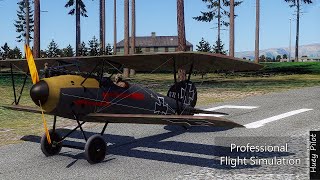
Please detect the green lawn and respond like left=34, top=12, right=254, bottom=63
left=261, top=62, right=320, bottom=74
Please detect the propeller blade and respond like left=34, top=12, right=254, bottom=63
left=39, top=101, right=51, bottom=145
left=24, top=44, right=39, bottom=84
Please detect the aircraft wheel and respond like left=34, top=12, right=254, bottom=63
left=40, top=130, right=62, bottom=156
left=84, top=134, right=107, bottom=164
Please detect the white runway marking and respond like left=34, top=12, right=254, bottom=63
left=195, top=105, right=258, bottom=117
left=244, top=108, right=313, bottom=129
left=205, top=105, right=259, bottom=111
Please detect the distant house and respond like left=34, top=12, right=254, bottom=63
left=299, top=56, right=320, bottom=62
left=281, top=56, right=320, bottom=62
left=116, top=32, right=193, bottom=54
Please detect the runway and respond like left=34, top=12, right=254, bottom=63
left=1, top=86, right=319, bottom=179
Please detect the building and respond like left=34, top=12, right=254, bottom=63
left=116, top=32, right=193, bottom=54
left=280, top=56, right=320, bottom=62
left=298, top=56, right=320, bottom=62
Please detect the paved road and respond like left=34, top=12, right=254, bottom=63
left=1, top=86, right=320, bottom=180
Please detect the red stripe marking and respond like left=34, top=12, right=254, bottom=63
left=74, top=99, right=110, bottom=107
left=102, top=92, right=145, bottom=100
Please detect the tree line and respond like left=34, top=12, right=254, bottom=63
left=0, top=36, right=113, bottom=60
left=8, top=0, right=315, bottom=63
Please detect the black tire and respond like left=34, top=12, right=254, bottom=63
left=84, top=134, right=107, bottom=164
left=40, top=130, right=62, bottom=156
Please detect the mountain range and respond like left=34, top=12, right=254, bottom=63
left=235, top=43, right=320, bottom=60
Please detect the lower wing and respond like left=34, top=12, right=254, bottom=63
left=1, top=105, right=243, bottom=128
left=83, top=113, right=244, bottom=128
left=1, top=104, right=42, bottom=114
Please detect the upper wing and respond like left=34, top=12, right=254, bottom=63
left=1, top=52, right=263, bottom=73
left=83, top=113, right=244, bottom=128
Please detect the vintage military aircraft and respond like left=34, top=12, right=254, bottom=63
left=0, top=45, right=262, bottom=164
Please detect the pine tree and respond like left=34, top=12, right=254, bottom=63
left=1, top=43, right=11, bottom=60
left=9, top=47, right=23, bottom=59
left=62, top=44, right=74, bottom=57
left=65, top=0, right=88, bottom=56
left=88, top=36, right=100, bottom=56
left=14, top=0, right=34, bottom=43
left=46, top=40, right=61, bottom=57
left=135, top=47, right=142, bottom=54
left=78, top=41, right=88, bottom=56
left=196, top=38, right=212, bottom=52
left=105, top=43, right=113, bottom=55
left=40, top=50, right=48, bottom=58
left=212, top=40, right=227, bottom=55
left=0, top=48, right=3, bottom=60
left=193, top=0, right=242, bottom=54
left=285, top=0, right=313, bottom=62
left=259, top=55, right=266, bottom=62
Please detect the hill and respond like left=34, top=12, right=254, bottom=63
left=235, top=43, right=320, bottom=60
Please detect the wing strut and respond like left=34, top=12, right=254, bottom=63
left=173, top=57, right=181, bottom=115
left=10, top=63, right=17, bottom=105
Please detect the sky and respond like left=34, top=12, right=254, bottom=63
left=0, top=0, right=319, bottom=53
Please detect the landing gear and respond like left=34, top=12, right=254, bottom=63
left=84, top=134, right=107, bottom=164
left=40, top=130, right=62, bottom=156
left=41, top=114, right=108, bottom=164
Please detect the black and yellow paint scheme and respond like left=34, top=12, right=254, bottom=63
left=0, top=45, right=262, bottom=164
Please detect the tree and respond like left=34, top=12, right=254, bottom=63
left=124, top=0, right=129, bottom=55
left=100, top=0, right=105, bottom=55
left=229, top=0, right=235, bottom=56
left=135, top=47, right=142, bottom=54
left=177, top=0, right=186, bottom=51
left=14, top=0, right=34, bottom=44
left=33, top=0, right=40, bottom=57
left=9, top=47, right=23, bottom=59
left=62, top=44, right=74, bottom=57
left=46, top=40, right=61, bottom=57
left=285, top=0, right=313, bottom=62
left=193, top=0, right=242, bottom=54
left=255, top=0, right=260, bottom=63
left=105, top=43, right=113, bottom=55
left=65, top=0, right=88, bottom=56
left=40, top=50, right=48, bottom=58
left=113, top=0, right=117, bottom=55
left=0, top=48, right=2, bottom=60
left=78, top=41, right=88, bottom=56
left=276, top=55, right=282, bottom=61
left=259, top=55, right=265, bottom=62
left=131, top=0, right=136, bottom=54
left=88, top=36, right=100, bottom=56
left=196, top=38, right=212, bottom=52
left=1, top=43, right=11, bottom=60
left=212, top=40, right=227, bottom=55
left=283, top=54, right=288, bottom=59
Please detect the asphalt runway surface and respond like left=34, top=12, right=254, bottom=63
left=1, top=86, right=319, bottom=179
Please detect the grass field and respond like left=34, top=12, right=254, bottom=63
left=1, top=63, right=320, bottom=146
left=261, top=62, right=320, bottom=74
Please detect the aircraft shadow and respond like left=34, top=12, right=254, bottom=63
left=21, top=128, right=294, bottom=169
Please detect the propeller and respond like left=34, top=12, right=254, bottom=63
left=39, top=101, right=51, bottom=144
left=24, top=44, right=39, bottom=84
left=24, top=44, right=51, bottom=144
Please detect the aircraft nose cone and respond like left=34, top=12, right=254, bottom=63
left=30, top=80, right=49, bottom=106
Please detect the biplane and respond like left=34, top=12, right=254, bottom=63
left=0, top=45, right=262, bottom=164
